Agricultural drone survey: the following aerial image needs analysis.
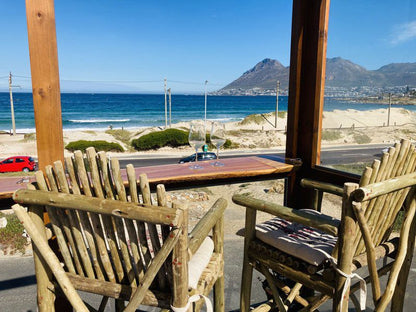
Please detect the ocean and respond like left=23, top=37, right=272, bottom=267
left=0, top=92, right=413, bottom=133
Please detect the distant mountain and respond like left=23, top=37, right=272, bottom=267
left=223, top=58, right=289, bottom=90
left=215, top=57, right=416, bottom=96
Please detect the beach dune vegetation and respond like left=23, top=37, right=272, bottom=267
left=131, top=128, right=188, bottom=151
left=65, top=140, right=124, bottom=152
left=105, top=129, right=132, bottom=145
left=22, top=133, right=36, bottom=142
left=206, top=134, right=233, bottom=149
left=0, top=212, right=28, bottom=255
left=239, top=112, right=286, bottom=126
left=321, top=130, right=342, bottom=141
left=353, top=133, right=372, bottom=144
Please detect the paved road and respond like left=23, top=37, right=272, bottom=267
left=116, top=144, right=387, bottom=168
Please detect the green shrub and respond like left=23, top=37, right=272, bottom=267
left=223, top=139, right=232, bottom=149
left=0, top=213, right=28, bottom=254
left=22, top=133, right=36, bottom=142
left=131, top=128, right=189, bottom=151
left=277, top=111, right=287, bottom=118
left=331, top=162, right=370, bottom=175
left=206, top=134, right=232, bottom=149
left=353, top=133, right=371, bottom=144
left=65, top=140, right=124, bottom=152
left=321, top=130, right=342, bottom=141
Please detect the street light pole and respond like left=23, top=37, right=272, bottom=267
left=387, top=92, right=391, bottom=127
left=275, top=80, right=280, bottom=128
left=8, top=72, right=16, bottom=136
left=164, top=78, right=167, bottom=128
left=168, top=88, right=172, bottom=128
left=204, top=80, right=208, bottom=135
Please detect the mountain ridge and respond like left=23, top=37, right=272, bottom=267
left=215, top=57, right=416, bottom=96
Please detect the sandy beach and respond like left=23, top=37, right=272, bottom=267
left=1, top=107, right=416, bottom=160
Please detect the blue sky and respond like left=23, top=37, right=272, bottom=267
left=0, top=1, right=415, bottom=93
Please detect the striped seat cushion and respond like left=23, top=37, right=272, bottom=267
left=255, top=210, right=338, bottom=266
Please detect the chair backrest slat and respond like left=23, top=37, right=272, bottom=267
left=106, top=156, right=137, bottom=288
left=353, top=139, right=416, bottom=256
left=45, top=164, right=88, bottom=276
left=83, top=148, right=127, bottom=284
left=35, top=171, right=78, bottom=275
left=53, top=161, right=97, bottom=279
left=65, top=156, right=81, bottom=195
left=139, top=173, right=168, bottom=290
left=56, top=160, right=105, bottom=280
left=156, top=183, right=174, bottom=287
left=125, top=164, right=146, bottom=282
left=73, top=151, right=93, bottom=197
left=70, top=151, right=117, bottom=282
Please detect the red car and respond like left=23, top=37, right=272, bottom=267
left=0, top=156, right=37, bottom=173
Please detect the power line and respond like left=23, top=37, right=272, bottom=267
left=169, top=80, right=224, bottom=86
left=60, top=79, right=161, bottom=83
left=1, top=74, right=227, bottom=87
left=13, top=75, right=31, bottom=79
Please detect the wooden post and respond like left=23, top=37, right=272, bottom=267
left=285, top=0, right=331, bottom=209
left=26, top=0, right=64, bottom=171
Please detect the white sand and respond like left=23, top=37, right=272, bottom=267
left=1, top=107, right=415, bottom=159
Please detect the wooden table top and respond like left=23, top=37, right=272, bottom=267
left=129, top=156, right=295, bottom=185
left=0, top=155, right=296, bottom=199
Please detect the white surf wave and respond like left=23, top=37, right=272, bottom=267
left=68, top=119, right=130, bottom=123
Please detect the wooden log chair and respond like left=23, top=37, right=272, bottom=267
left=12, top=147, right=227, bottom=312
left=233, top=139, right=416, bottom=311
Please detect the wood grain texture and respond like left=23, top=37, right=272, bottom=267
left=25, top=0, right=64, bottom=170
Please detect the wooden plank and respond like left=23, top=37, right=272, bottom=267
left=133, top=156, right=293, bottom=184
left=25, top=0, right=64, bottom=170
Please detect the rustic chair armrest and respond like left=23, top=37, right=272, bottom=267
left=13, top=189, right=182, bottom=226
left=300, top=178, right=344, bottom=196
left=353, top=171, right=416, bottom=202
left=188, top=197, right=227, bottom=255
left=232, top=193, right=339, bottom=236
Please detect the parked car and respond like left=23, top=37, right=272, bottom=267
left=0, top=156, right=37, bottom=173
left=178, top=152, right=217, bottom=163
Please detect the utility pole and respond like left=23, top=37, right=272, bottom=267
left=8, top=72, right=17, bottom=135
left=387, top=92, right=391, bottom=127
left=168, top=88, right=172, bottom=128
left=275, top=80, right=280, bottom=128
left=204, top=80, right=208, bottom=135
left=164, top=78, right=167, bottom=128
